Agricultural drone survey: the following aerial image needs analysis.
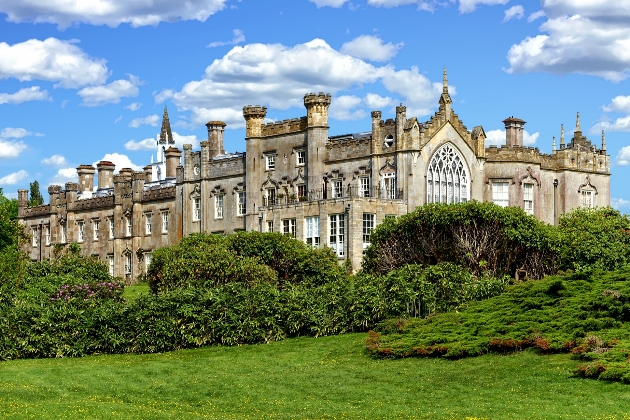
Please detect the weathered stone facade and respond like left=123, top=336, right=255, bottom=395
left=18, top=71, right=610, bottom=281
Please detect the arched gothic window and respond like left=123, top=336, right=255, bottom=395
left=426, top=143, right=470, bottom=204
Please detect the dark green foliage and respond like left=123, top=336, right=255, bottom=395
left=28, top=180, right=44, bottom=207
left=367, top=265, right=630, bottom=383
left=363, top=201, right=559, bottom=279
left=558, top=207, right=630, bottom=272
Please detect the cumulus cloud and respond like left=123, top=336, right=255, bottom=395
left=503, top=5, right=524, bottom=22
left=0, top=140, right=27, bottom=159
left=506, top=0, right=630, bottom=82
left=207, top=29, right=245, bottom=48
left=41, top=154, right=67, bottom=167
left=527, top=10, right=545, bottom=22
left=124, top=131, right=201, bottom=151
left=154, top=89, right=174, bottom=104
left=77, top=75, right=142, bottom=106
left=364, top=93, right=396, bottom=109
left=0, top=86, right=51, bottom=105
left=0, top=170, right=28, bottom=185
left=611, top=197, right=630, bottom=210
left=319, top=0, right=509, bottom=13
left=126, top=102, right=142, bottom=111
left=129, top=114, right=159, bottom=128
left=329, top=95, right=366, bottom=120
left=92, top=153, right=142, bottom=172
left=485, top=129, right=540, bottom=146
left=171, top=39, right=449, bottom=127
left=0, top=0, right=229, bottom=29
left=0, top=127, right=43, bottom=139
left=0, top=38, right=109, bottom=88
left=340, top=35, right=403, bottom=62
left=309, top=0, right=349, bottom=7
left=49, top=168, right=77, bottom=185
left=615, top=146, right=630, bottom=166
left=592, top=117, right=630, bottom=133
left=603, top=96, right=630, bottom=114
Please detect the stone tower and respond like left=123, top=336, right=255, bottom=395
left=304, top=93, right=331, bottom=189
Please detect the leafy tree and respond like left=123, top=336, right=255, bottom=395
left=28, top=180, right=44, bottom=207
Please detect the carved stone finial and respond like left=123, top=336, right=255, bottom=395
left=560, top=124, right=565, bottom=148
left=602, top=129, right=606, bottom=151
left=443, top=66, right=448, bottom=94
left=552, top=136, right=556, bottom=152
left=576, top=112, right=581, bottom=132
left=159, top=106, right=174, bottom=144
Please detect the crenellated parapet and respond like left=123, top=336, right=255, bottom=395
left=23, top=205, right=51, bottom=217
left=142, top=186, right=176, bottom=202
left=261, top=117, right=308, bottom=137
left=70, top=196, right=115, bottom=211
left=485, top=144, right=610, bottom=173
left=326, top=134, right=372, bottom=161
left=304, top=92, right=331, bottom=128
left=243, top=105, right=267, bottom=138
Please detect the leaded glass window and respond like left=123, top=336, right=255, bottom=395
left=426, top=143, right=470, bottom=204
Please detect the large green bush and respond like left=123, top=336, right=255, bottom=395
left=363, top=201, right=559, bottom=280
left=558, top=207, right=630, bottom=272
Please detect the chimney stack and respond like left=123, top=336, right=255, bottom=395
left=164, top=147, right=182, bottom=179
left=502, top=117, right=526, bottom=147
left=77, top=165, right=96, bottom=192
left=206, top=121, right=227, bottom=158
left=96, top=161, right=115, bottom=189
left=143, top=165, right=153, bottom=182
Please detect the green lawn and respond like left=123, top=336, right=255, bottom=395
left=123, top=284, right=151, bottom=301
left=1, top=333, right=629, bottom=420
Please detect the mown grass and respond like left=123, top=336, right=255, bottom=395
left=122, top=284, right=151, bottom=302
left=1, top=333, right=630, bottom=419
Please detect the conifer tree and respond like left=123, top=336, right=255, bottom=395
left=29, top=180, right=44, bottom=207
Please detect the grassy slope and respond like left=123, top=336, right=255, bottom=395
left=1, top=333, right=629, bottom=419
left=122, top=284, right=151, bottom=302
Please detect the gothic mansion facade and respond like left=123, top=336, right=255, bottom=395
left=18, top=73, right=611, bottom=280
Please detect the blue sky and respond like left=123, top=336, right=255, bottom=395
left=0, top=0, right=628, bottom=210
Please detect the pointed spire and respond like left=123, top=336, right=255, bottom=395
left=552, top=136, right=556, bottom=152
left=443, top=66, right=450, bottom=94
left=576, top=112, right=581, bottom=132
left=560, top=124, right=565, bottom=149
left=602, top=129, right=606, bottom=152
left=159, top=106, right=174, bottom=144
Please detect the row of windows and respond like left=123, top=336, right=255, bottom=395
left=265, top=150, right=305, bottom=171
left=490, top=182, right=595, bottom=214
left=192, top=192, right=246, bottom=221
left=107, top=252, right=152, bottom=277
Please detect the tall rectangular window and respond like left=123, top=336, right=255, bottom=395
left=362, top=213, right=375, bottom=249
left=31, top=227, right=38, bottom=247
left=145, top=252, right=152, bottom=273
left=93, top=220, right=99, bottom=241
left=297, top=150, right=305, bottom=166
left=305, top=216, right=320, bottom=247
left=332, top=180, right=342, bottom=198
left=329, top=214, right=345, bottom=257
left=265, top=154, right=275, bottom=170
left=193, top=197, right=201, bottom=221
left=125, top=253, right=132, bottom=275
left=266, top=188, right=276, bottom=206
left=237, top=192, right=246, bottom=216
left=266, top=221, right=274, bottom=232
left=108, top=255, right=114, bottom=276
left=582, top=190, right=594, bottom=208
left=125, top=217, right=132, bottom=237
left=215, top=195, right=224, bottom=219
left=108, top=217, right=114, bottom=239
left=360, top=176, right=370, bottom=197
left=44, top=225, right=50, bottom=246
left=492, top=182, right=509, bottom=207
left=78, top=221, right=85, bottom=243
left=523, top=183, right=534, bottom=215
left=297, top=184, right=307, bottom=200
left=162, top=211, right=169, bottom=233
left=282, top=219, right=296, bottom=237
left=61, top=223, right=67, bottom=243
left=145, top=214, right=152, bottom=235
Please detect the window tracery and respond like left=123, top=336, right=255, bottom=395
left=426, top=143, right=470, bottom=204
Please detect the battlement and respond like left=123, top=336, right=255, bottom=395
left=304, top=92, right=331, bottom=107
left=71, top=195, right=115, bottom=211
left=23, top=205, right=51, bottom=217
left=143, top=186, right=176, bottom=202
left=243, top=105, right=267, bottom=119
left=326, top=133, right=372, bottom=161
left=48, top=185, right=63, bottom=194
left=261, top=117, right=308, bottom=137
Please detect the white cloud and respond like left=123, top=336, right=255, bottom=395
left=114, top=116, right=123, bottom=124
left=124, top=131, right=201, bottom=151
left=603, top=96, right=630, bottom=114
left=364, top=93, right=396, bottom=109
left=309, top=0, right=349, bottom=7
left=527, top=10, right=545, bottom=22
left=503, top=5, right=524, bottom=22
left=92, top=153, right=142, bottom=172
left=0, top=0, right=229, bottom=29
left=0, top=127, right=43, bottom=139
left=592, top=117, right=630, bottom=133
left=329, top=95, right=366, bottom=120
left=611, top=197, right=630, bottom=210
left=49, top=168, right=77, bottom=186
left=154, top=89, right=174, bottom=104
left=0, top=86, right=51, bottom=105
left=0, top=170, right=27, bottom=186
left=172, top=39, right=449, bottom=127
left=0, top=38, right=109, bottom=88
left=615, top=145, right=630, bottom=166
left=340, top=35, right=403, bottom=62
left=126, top=102, right=142, bottom=111
left=41, top=154, right=67, bottom=167
left=207, top=29, right=245, bottom=48
left=485, top=129, right=540, bottom=146
left=78, top=75, right=141, bottom=106
left=129, top=114, right=159, bottom=128
left=0, top=140, right=27, bottom=158
left=363, top=0, right=508, bottom=13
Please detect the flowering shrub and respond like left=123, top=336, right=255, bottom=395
left=51, top=282, right=124, bottom=303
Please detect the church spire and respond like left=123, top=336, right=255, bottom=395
left=443, top=66, right=448, bottom=94
left=159, top=106, right=174, bottom=145
left=439, top=66, right=452, bottom=118
left=560, top=124, right=565, bottom=149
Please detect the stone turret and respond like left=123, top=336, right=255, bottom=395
left=164, top=147, right=182, bottom=178
left=159, top=106, right=174, bottom=145
left=503, top=116, right=526, bottom=147
left=97, top=161, right=115, bottom=189
left=243, top=105, right=267, bottom=138
left=77, top=165, right=95, bottom=192
left=206, top=121, right=226, bottom=158
left=17, top=189, right=28, bottom=217
left=304, top=93, right=331, bottom=128
left=396, top=104, right=406, bottom=147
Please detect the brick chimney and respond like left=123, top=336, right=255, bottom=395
left=164, top=147, right=182, bottom=179
left=77, top=165, right=96, bottom=192
left=206, top=121, right=226, bottom=158
left=503, top=117, right=526, bottom=147
left=97, top=161, right=115, bottom=189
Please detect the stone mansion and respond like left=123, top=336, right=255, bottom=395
left=18, top=70, right=611, bottom=281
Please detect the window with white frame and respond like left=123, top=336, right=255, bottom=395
left=44, top=225, right=50, bottom=246
left=382, top=173, right=396, bottom=199
left=125, top=253, right=132, bottom=275
left=267, top=221, right=274, bottom=232
left=108, top=255, right=114, bottom=276
left=145, top=213, right=152, bottom=235
left=297, top=150, right=305, bottom=166
left=332, top=180, right=343, bottom=198
left=362, top=213, right=375, bottom=249
left=266, top=188, right=276, bottom=206
left=161, top=211, right=169, bottom=233
left=297, top=184, right=307, bottom=200
left=523, top=183, right=534, bottom=215
left=237, top=192, right=246, bottom=216
left=581, top=190, right=594, bottom=208
left=193, top=197, right=201, bottom=221
left=329, top=214, right=345, bottom=257
left=144, top=252, right=152, bottom=273
left=31, top=227, right=38, bottom=247
left=61, top=223, right=67, bottom=243
left=305, top=216, right=320, bottom=247
left=265, top=154, right=275, bottom=170
left=78, top=221, right=85, bottom=243
left=360, top=176, right=370, bottom=197
left=492, top=182, right=509, bottom=207
left=427, top=143, right=470, bottom=204
left=125, top=216, right=132, bottom=237
left=282, top=218, right=296, bottom=237
left=108, top=217, right=114, bottom=239
left=215, top=195, right=224, bottom=219
left=93, top=220, right=99, bottom=241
